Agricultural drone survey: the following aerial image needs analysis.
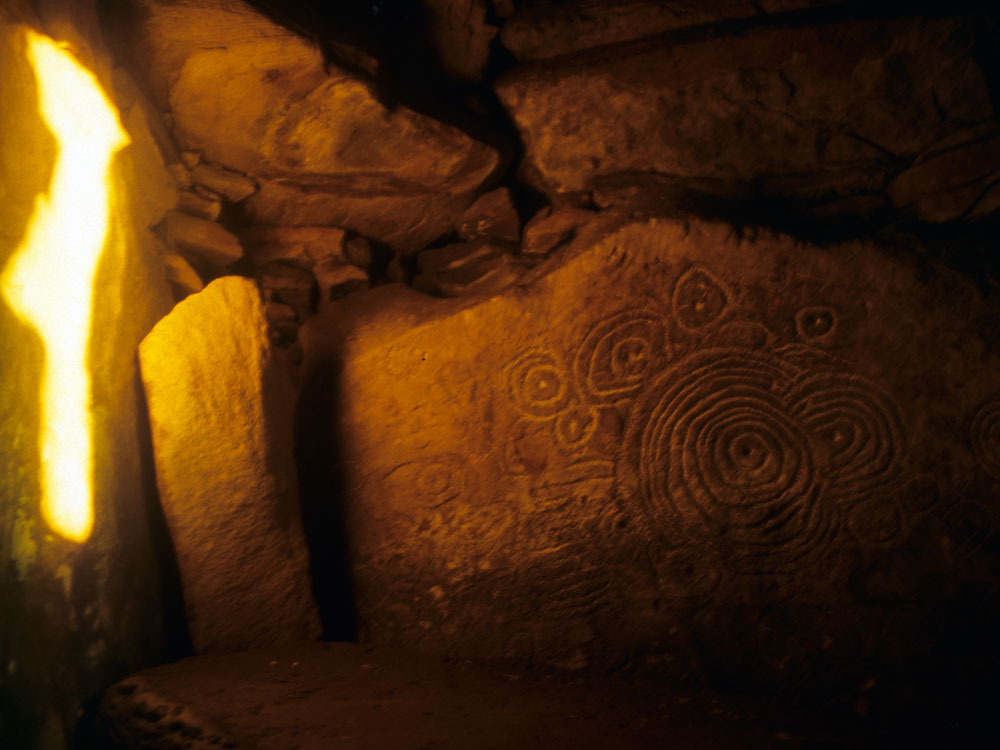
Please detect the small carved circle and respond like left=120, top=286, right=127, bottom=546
left=507, top=350, right=571, bottom=420
left=795, top=306, right=838, bottom=342
left=672, top=266, right=729, bottom=332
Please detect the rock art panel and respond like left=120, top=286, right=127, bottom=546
left=300, top=215, right=1000, bottom=689
left=140, top=277, right=320, bottom=654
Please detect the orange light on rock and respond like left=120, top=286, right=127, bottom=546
left=0, top=30, right=129, bottom=543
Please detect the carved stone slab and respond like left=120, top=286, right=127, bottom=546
left=300, top=215, right=1000, bottom=688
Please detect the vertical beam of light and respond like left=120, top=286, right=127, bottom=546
left=0, top=31, right=129, bottom=543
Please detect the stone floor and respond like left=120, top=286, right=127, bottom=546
left=84, top=642, right=995, bottom=749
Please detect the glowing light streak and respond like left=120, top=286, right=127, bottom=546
left=1, top=31, right=129, bottom=542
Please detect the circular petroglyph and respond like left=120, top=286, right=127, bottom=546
left=618, top=347, right=907, bottom=572
left=971, top=399, right=1000, bottom=475
left=383, top=454, right=467, bottom=509
left=506, top=350, right=571, bottom=420
left=555, top=405, right=600, bottom=453
left=672, top=266, right=729, bottom=332
left=795, top=305, right=838, bottom=342
left=574, top=309, right=669, bottom=402
left=787, top=372, right=904, bottom=499
left=620, top=349, right=832, bottom=573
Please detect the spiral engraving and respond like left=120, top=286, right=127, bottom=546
left=618, top=347, right=906, bottom=573
left=971, top=399, right=1000, bottom=475
left=573, top=309, right=669, bottom=402
left=506, top=350, right=571, bottom=420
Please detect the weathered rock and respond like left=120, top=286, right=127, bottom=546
left=313, top=260, right=370, bottom=304
left=109, top=0, right=499, bottom=250
left=189, top=162, right=256, bottom=203
left=456, top=187, right=521, bottom=244
left=522, top=206, right=596, bottom=255
left=165, top=210, right=243, bottom=268
left=162, top=251, right=204, bottom=297
left=265, top=298, right=299, bottom=344
left=414, top=240, right=525, bottom=297
left=242, top=225, right=349, bottom=269
left=243, top=181, right=482, bottom=252
left=496, top=18, right=993, bottom=204
left=299, top=215, right=1000, bottom=689
left=500, top=0, right=848, bottom=61
left=423, top=0, right=497, bottom=82
left=139, top=277, right=320, bottom=653
left=888, top=126, right=1000, bottom=222
left=177, top=189, right=221, bottom=221
left=257, top=261, right=316, bottom=318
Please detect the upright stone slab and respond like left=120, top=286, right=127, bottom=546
left=140, top=277, right=320, bottom=653
left=300, top=215, right=1000, bottom=694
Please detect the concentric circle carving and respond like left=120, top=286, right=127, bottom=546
left=506, top=350, right=571, bottom=420
left=573, top=309, right=668, bottom=402
left=795, top=306, right=838, bottom=342
left=971, top=399, right=1000, bottom=474
left=672, top=266, right=729, bottom=331
left=787, top=372, right=903, bottom=499
left=618, top=348, right=906, bottom=573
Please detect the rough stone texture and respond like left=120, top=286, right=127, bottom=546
left=500, top=0, right=847, bottom=61
left=1, top=6, right=178, bottom=748
left=178, top=188, right=222, bottom=221
left=242, top=225, right=349, bottom=269
left=888, top=126, right=1000, bottom=222
left=139, top=277, right=320, bottom=654
left=522, top=206, right=596, bottom=255
left=299, top=215, right=1000, bottom=699
left=162, top=250, right=205, bottom=297
left=105, top=0, right=500, bottom=251
left=423, top=0, right=497, bottom=82
left=496, top=17, right=994, bottom=205
left=165, top=210, right=243, bottom=268
left=85, top=642, right=917, bottom=750
left=189, top=162, right=256, bottom=203
left=413, top=240, right=527, bottom=297
left=456, top=187, right=521, bottom=244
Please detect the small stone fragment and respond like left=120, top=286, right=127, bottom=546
left=178, top=189, right=222, bottom=221
left=180, top=150, right=200, bottom=169
left=242, top=225, right=349, bottom=269
left=190, top=162, right=257, bottom=203
left=257, top=261, right=316, bottom=318
left=162, top=251, right=204, bottom=298
left=522, top=206, right=596, bottom=255
left=139, top=277, right=321, bottom=653
left=314, top=261, right=371, bottom=304
left=414, top=241, right=524, bottom=297
left=165, top=211, right=243, bottom=268
left=343, top=235, right=374, bottom=270
left=456, top=188, right=521, bottom=244
left=265, top=299, right=299, bottom=344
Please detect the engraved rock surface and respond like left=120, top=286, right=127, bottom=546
left=299, top=215, right=1000, bottom=691
left=496, top=18, right=993, bottom=203
left=140, top=277, right=320, bottom=653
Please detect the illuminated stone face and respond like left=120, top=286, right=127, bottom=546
left=0, top=31, right=129, bottom=543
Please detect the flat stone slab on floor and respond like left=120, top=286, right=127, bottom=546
left=91, top=642, right=854, bottom=749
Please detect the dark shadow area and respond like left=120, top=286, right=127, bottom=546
left=134, top=375, right=193, bottom=662
left=294, top=357, right=359, bottom=642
